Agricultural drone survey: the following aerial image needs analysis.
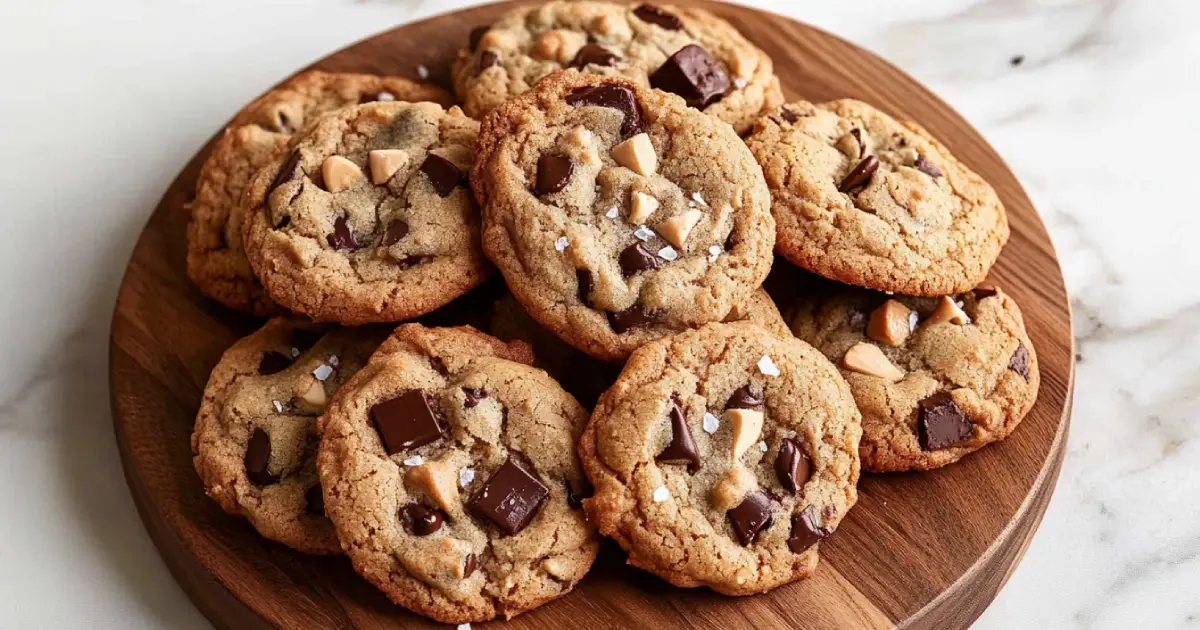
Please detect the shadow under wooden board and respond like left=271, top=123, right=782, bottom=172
left=108, top=1, right=1075, bottom=628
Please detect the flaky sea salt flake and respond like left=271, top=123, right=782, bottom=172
left=652, top=486, right=669, bottom=502
left=555, top=236, right=570, bottom=252
left=757, top=355, right=780, bottom=377
left=312, top=363, right=334, bottom=381
left=658, top=245, right=678, bottom=261
left=703, top=412, right=720, bottom=434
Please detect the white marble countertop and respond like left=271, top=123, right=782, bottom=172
left=1, top=0, right=1195, bottom=628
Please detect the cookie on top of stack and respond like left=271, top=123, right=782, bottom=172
left=181, top=1, right=1039, bottom=624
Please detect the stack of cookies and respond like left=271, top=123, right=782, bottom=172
left=185, top=1, right=1040, bottom=625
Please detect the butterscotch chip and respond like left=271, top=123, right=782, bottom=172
left=724, top=408, right=764, bottom=459
left=611, top=132, right=657, bottom=176
left=534, top=29, right=586, bottom=63
left=321, top=155, right=364, bottom=193
left=923, top=296, right=971, bottom=328
left=710, top=465, right=757, bottom=511
left=657, top=208, right=704, bottom=248
left=477, top=29, right=515, bottom=52
left=867, top=299, right=914, bottom=347
left=404, top=459, right=460, bottom=513
left=298, top=379, right=328, bottom=411
left=842, top=342, right=904, bottom=382
left=369, top=149, right=410, bottom=185
left=628, top=190, right=659, bottom=225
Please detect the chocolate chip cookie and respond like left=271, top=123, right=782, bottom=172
left=789, top=281, right=1039, bottom=471
left=453, top=1, right=781, bottom=133
left=242, top=101, right=491, bottom=324
left=316, top=324, right=598, bottom=623
left=580, top=321, right=862, bottom=595
left=191, top=318, right=384, bottom=554
left=474, top=72, right=775, bottom=362
left=186, top=71, right=450, bottom=315
left=746, top=99, right=1009, bottom=296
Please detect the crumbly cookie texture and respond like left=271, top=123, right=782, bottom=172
left=490, top=287, right=787, bottom=408
left=789, top=282, right=1039, bottom=471
left=186, top=71, right=450, bottom=315
left=746, top=99, right=1009, bottom=296
left=242, top=101, right=492, bottom=324
left=452, top=1, right=781, bottom=133
left=580, top=321, right=861, bottom=595
left=191, top=318, right=384, bottom=555
left=474, top=72, right=775, bottom=362
left=317, top=324, right=598, bottom=623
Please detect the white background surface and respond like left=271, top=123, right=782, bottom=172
left=1, top=0, right=1197, bottom=628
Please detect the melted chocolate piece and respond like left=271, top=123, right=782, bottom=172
left=619, top=242, right=662, bottom=276
left=381, top=219, right=410, bottom=246
left=420, top=154, right=463, bottom=198
left=1009, top=344, right=1030, bottom=380
left=917, top=392, right=973, bottom=450
left=656, top=396, right=700, bottom=473
left=634, top=4, right=683, bottom=30
left=725, top=385, right=764, bottom=409
left=576, top=269, right=594, bottom=306
left=268, top=150, right=302, bottom=197
left=463, top=553, right=477, bottom=578
left=535, top=154, right=574, bottom=195
left=838, top=156, right=880, bottom=193
left=570, top=44, right=621, bottom=69
left=913, top=154, right=943, bottom=179
left=370, top=390, right=448, bottom=454
left=608, top=303, right=659, bottom=333
left=787, top=505, right=830, bottom=553
left=326, top=216, right=358, bottom=250
left=463, top=387, right=487, bottom=408
left=468, top=25, right=490, bottom=51
left=244, top=428, right=278, bottom=486
left=565, top=84, right=644, bottom=138
left=728, top=491, right=774, bottom=546
left=649, top=44, right=731, bottom=108
left=478, top=50, right=500, bottom=73
left=774, top=438, right=812, bottom=494
left=468, top=458, right=549, bottom=535
left=402, top=503, right=446, bottom=536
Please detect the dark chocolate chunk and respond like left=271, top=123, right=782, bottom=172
left=576, top=269, right=594, bottom=306
left=478, top=50, right=500, bottom=73
left=656, top=396, right=700, bottom=473
left=381, top=219, right=410, bottom=246
left=257, top=351, right=292, bottom=375
left=728, top=491, right=775, bottom=546
left=305, top=484, right=325, bottom=515
left=917, top=392, right=973, bottom=450
left=774, top=438, right=812, bottom=494
left=1009, top=344, right=1030, bottom=380
left=619, top=242, right=663, bottom=276
left=420, top=154, right=463, bottom=198
left=565, top=84, right=643, bottom=138
left=570, top=44, right=621, bottom=69
left=780, top=107, right=801, bottom=123
left=608, top=303, right=659, bottom=333
left=463, top=387, right=487, bottom=408
left=244, top=428, right=278, bottom=486
left=726, top=385, right=764, bottom=410
left=370, top=390, right=448, bottom=454
left=973, top=285, right=999, bottom=300
left=469, top=25, right=490, bottom=51
left=850, top=128, right=865, bottom=155
left=634, top=4, right=683, bottom=30
left=787, top=505, right=830, bottom=553
left=463, top=553, right=477, bottom=578
left=468, top=458, right=549, bottom=535
left=566, top=478, right=593, bottom=510
left=402, top=503, right=446, bottom=536
left=838, top=156, right=879, bottom=193
left=649, top=44, right=730, bottom=108
left=913, top=154, right=943, bottom=179
left=268, top=150, right=302, bottom=197
left=326, top=216, right=358, bottom=250
left=535, top=154, right=574, bottom=196
left=724, top=229, right=737, bottom=251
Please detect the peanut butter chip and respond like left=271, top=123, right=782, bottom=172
left=297, top=379, right=327, bottom=410
left=657, top=208, right=703, bottom=248
left=611, top=132, right=657, bottom=176
left=534, top=29, right=586, bottom=63
left=842, top=342, right=905, bottom=382
left=867, top=299, right=915, bottom=347
left=404, top=459, right=461, bottom=513
left=710, top=465, right=757, bottom=511
left=923, top=296, right=971, bottom=328
left=628, top=191, right=659, bottom=225
left=321, top=155, right=364, bottom=193
left=368, top=149, right=410, bottom=185
left=725, top=408, right=764, bottom=459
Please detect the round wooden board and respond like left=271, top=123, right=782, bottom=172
left=109, top=2, right=1074, bottom=628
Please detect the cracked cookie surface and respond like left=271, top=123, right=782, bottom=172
left=242, top=101, right=491, bottom=324
left=316, top=324, right=598, bottom=623
left=190, top=318, right=384, bottom=554
left=789, top=281, right=1039, bottom=471
left=186, top=71, right=450, bottom=315
left=579, top=321, right=861, bottom=595
left=474, top=72, right=775, bottom=362
left=746, top=99, right=1009, bottom=295
left=452, top=1, right=781, bottom=133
